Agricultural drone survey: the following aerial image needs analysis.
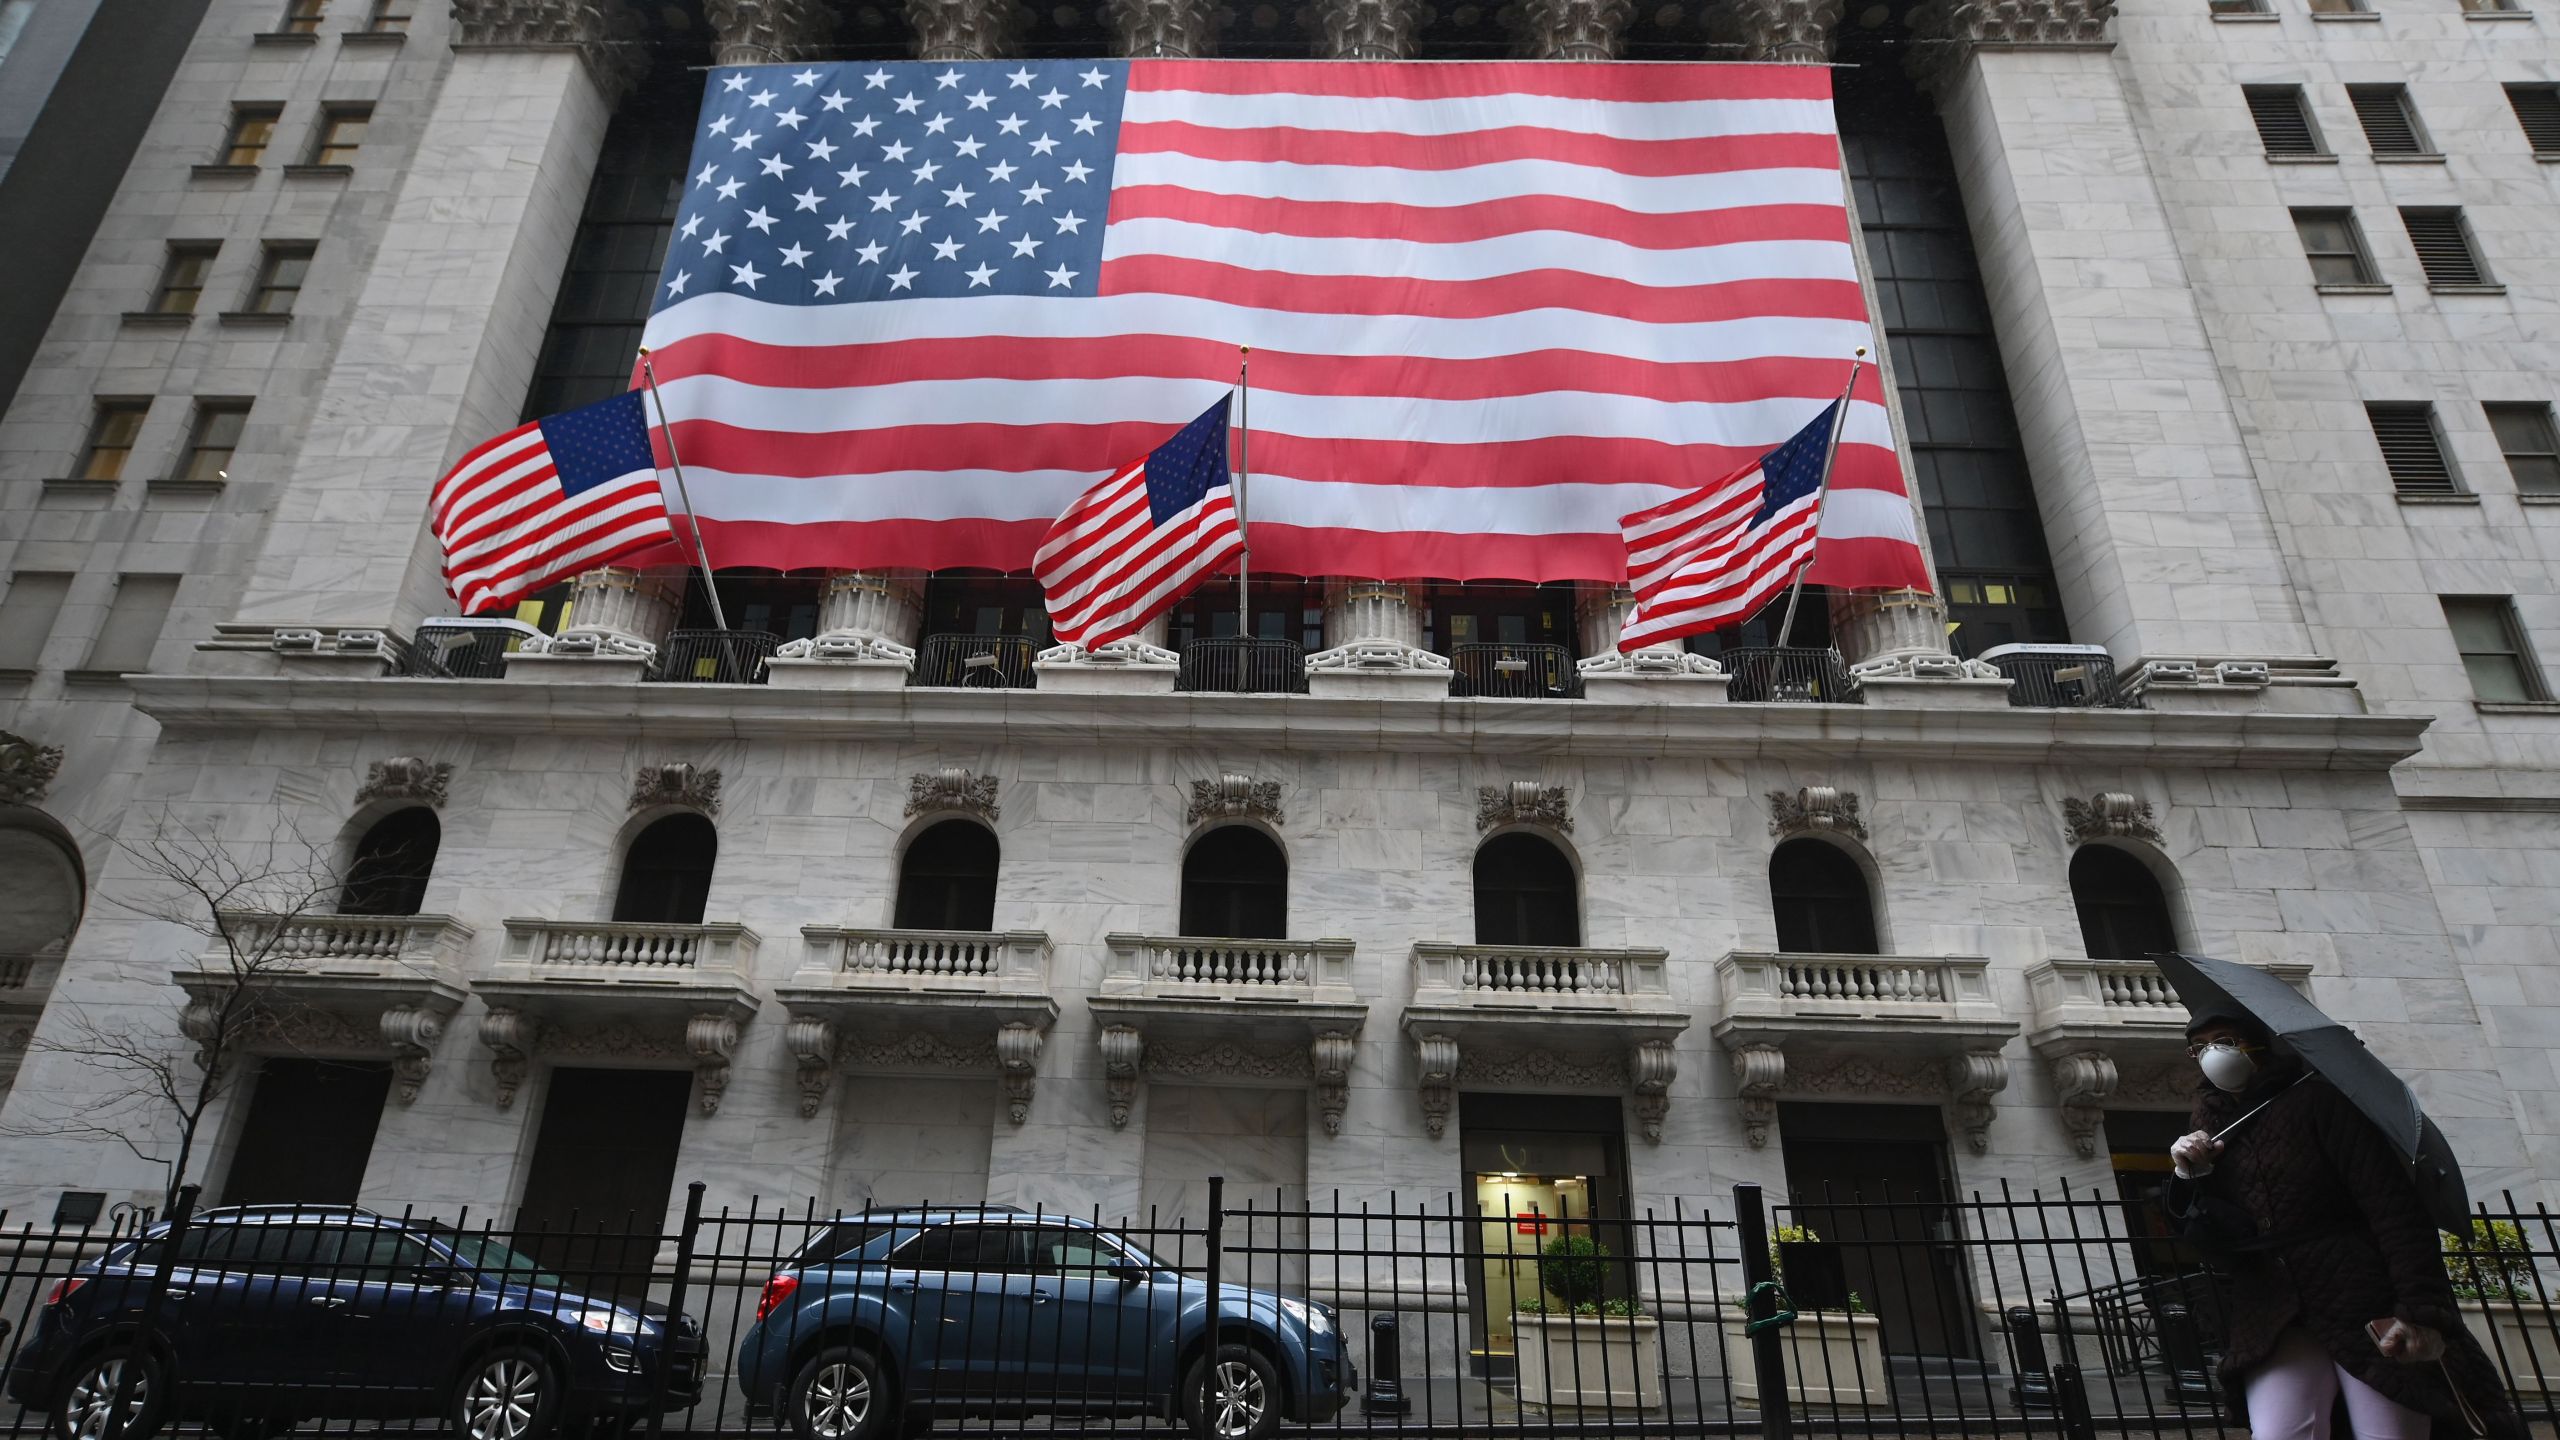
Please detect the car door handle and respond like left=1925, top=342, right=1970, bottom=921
left=889, top=1280, right=918, bottom=1294
left=306, top=1296, right=348, bottom=1308
left=1030, top=1288, right=1055, bottom=1305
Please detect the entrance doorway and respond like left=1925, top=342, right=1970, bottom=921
left=1456, top=1094, right=1630, bottom=1376
left=515, top=1068, right=692, bottom=1296
left=220, top=1058, right=392, bottom=1205
left=2104, top=1109, right=2198, bottom=1277
left=1779, top=1101, right=1976, bottom=1358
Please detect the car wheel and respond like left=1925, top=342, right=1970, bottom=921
left=1180, top=1346, right=1280, bottom=1440
left=451, top=1347, right=560, bottom=1440
left=49, top=1347, right=166, bottom=1440
left=785, top=1345, right=889, bottom=1440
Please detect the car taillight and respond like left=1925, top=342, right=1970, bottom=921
left=755, top=1273, right=799, bottom=1322
left=45, top=1277, right=87, bottom=1308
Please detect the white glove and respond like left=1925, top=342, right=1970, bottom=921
left=2171, top=1130, right=2223, bottom=1179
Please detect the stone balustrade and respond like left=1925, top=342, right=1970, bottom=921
left=497, top=919, right=758, bottom=980
left=1413, top=941, right=1670, bottom=1006
left=1717, top=949, right=1998, bottom=1024
left=798, top=926, right=1052, bottom=991
left=1102, top=933, right=1355, bottom=995
left=211, top=910, right=474, bottom=979
left=2025, top=955, right=2312, bottom=1043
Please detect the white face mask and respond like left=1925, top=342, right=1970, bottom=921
left=2198, top=1043, right=2259, bottom=1093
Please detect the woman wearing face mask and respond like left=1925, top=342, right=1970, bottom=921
left=2166, top=1012, right=2520, bottom=1440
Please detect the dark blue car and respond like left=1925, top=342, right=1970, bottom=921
left=5, top=1205, right=704, bottom=1440
left=737, top=1208, right=1353, bottom=1440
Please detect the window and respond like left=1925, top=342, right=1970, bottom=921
left=339, top=808, right=440, bottom=916
left=1472, top=832, right=1578, bottom=948
left=2070, top=848, right=2178, bottom=961
left=889, top=1225, right=1012, bottom=1273
left=247, top=243, right=314, bottom=315
left=893, top=820, right=999, bottom=931
left=180, top=401, right=249, bottom=482
left=309, top=105, right=370, bottom=166
left=150, top=244, right=219, bottom=315
left=278, top=0, right=325, bottom=32
left=2461, top=0, right=2518, bottom=12
left=1179, top=826, right=1288, bottom=940
left=2443, top=596, right=2548, bottom=703
left=1769, top=840, right=1880, bottom=955
left=2305, top=0, right=2364, bottom=11
left=2208, top=0, right=2268, bottom=14
left=2367, top=402, right=2460, bottom=495
left=0, top=572, right=74, bottom=672
left=77, top=400, right=149, bottom=481
left=2508, top=85, right=2560, bottom=155
left=2486, top=403, right=2560, bottom=496
left=2402, top=208, right=2492, bottom=288
left=0, top=0, right=36, bottom=66
left=364, top=0, right=411, bottom=30
left=2348, top=86, right=2431, bottom=156
left=2244, top=86, right=2322, bottom=156
left=613, top=812, right=717, bottom=923
left=80, top=574, right=181, bottom=676
left=222, top=104, right=282, bottom=166
left=2293, top=210, right=2377, bottom=286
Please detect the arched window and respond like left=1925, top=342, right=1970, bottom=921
left=1474, top=833, right=1579, bottom=947
left=614, top=813, right=717, bottom=925
left=1770, top=839, right=1879, bottom=955
left=339, top=809, right=441, bottom=917
left=2072, top=846, right=2178, bottom=961
left=1180, top=827, right=1288, bottom=939
left=895, top=821, right=999, bottom=931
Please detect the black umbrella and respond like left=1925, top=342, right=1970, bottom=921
left=2154, top=950, right=2472, bottom=1233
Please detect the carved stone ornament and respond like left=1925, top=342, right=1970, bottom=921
left=1767, top=785, right=1868, bottom=841
left=1478, top=781, right=1572, bottom=835
left=1519, top=0, right=1632, bottom=57
left=1146, top=1039, right=1309, bottom=1082
left=1188, top=774, right=1283, bottom=828
left=1945, top=1051, right=2011, bottom=1155
left=1413, top=1032, right=1459, bottom=1139
left=632, top=762, right=721, bottom=816
left=1460, top=1046, right=1622, bottom=1091
left=450, top=0, right=648, bottom=98
left=996, top=1021, right=1045, bottom=1125
left=1730, top=1043, right=1785, bottom=1148
left=1710, top=0, right=1842, bottom=60
left=1099, top=1024, right=1144, bottom=1128
left=841, top=1030, right=999, bottom=1072
left=2112, top=1056, right=2195, bottom=1109
left=357, top=757, right=453, bottom=809
left=0, top=730, right=64, bottom=805
left=2049, top=1049, right=2119, bottom=1159
left=703, top=0, right=836, bottom=64
left=1311, top=1031, right=1356, bottom=1138
left=379, top=1005, right=447, bottom=1105
left=908, top=767, right=999, bottom=823
left=688, top=1012, right=742, bottom=1116
left=1628, top=1039, right=1677, bottom=1145
left=1318, top=0, right=1423, bottom=57
left=1906, top=0, right=2116, bottom=89
left=478, top=1007, right=537, bottom=1109
left=1110, top=0, right=1216, bottom=56
left=787, top=1016, right=836, bottom=1118
left=2062, top=791, right=2162, bottom=846
left=906, top=0, right=1020, bottom=59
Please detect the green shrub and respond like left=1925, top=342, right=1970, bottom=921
left=1538, top=1232, right=1610, bottom=1308
left=2446, top=1219, right=2538, bottom=1302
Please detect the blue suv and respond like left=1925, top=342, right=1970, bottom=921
left=737, top=1208, right=1353, bottom=1440
left=5, top=1205, right=705, bottom=1440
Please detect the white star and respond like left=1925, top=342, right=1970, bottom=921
left=998, top=114, right=1028, bottom=137
left=1054, top=211, right=1085, bottom=234
left=820, top=90, right=852, bottom=112
left=1018, top=181, right=1051, bottom=205
left=839, top=159, right=871, bottom=187
left=898, top=211, right=928, bottom=234
left=667, top=270, right=690, bottom=294
left=942, top=183, right=976, bottom=207
left=888, top=265, right=919, bottom=290
left=912, top=159, right=941, bottom=182
left=1071, top=113, right=1101, bottom=135
left=935, top=68, right=962, bottom=89
left=791, top=67, right=822, bottom=86
left=864, top=68, right=892, bottom=89
left=775, top=107, right=807, bottom=130
left=975, top=208, right=1009, bottom=232
left=716, top=176, right=745, bottom=200
left=792, top=186, right=825, bottom=212
left=894, top=92, right=923, bottom=114
left=812, top=270, right=842, bottom=296
left=1046, top=263, right=1078, bottom=288
left=731, top=260, right=764, bottom=288
left=708, top=115, right=733, bottom=136
left=932, top=236, right=964, bottom=260
left=826, top=217, right=857, bottom=240
left=965, top=89, right=994, bottom=111
left=1009, top=234, right=1042, bottom=258
left=779, top=241, right=812, bottom=267
left=953, top=136, right=986, bottom=158
left=703, top=228, right=731, bottom=254
left=722, top=72, right=749, bottom=92
left=869, top=190, right=900, bottom=211
left=694, top=162, right=719, bottom=187
left=679, top=213, right=704, bottom=238
left=807, top=137, right=838, bottom=161
left=744, top=206, right=778, bottom=233
left=1080, top=66, right=1108, bottom=88
left=965, top=262, right=997, bottom=287
left=758, top=154, right=793, bottom=178
left=882, top=140, right=912, bottom=162
left=1007, top=66, right=1035, bottom=88
left=749, top=88, right=777, bottom=108
left=924, top=113, right=953, bottom=136
left=986, top=159, right=1017, bottom=182
left=1038, top=87, right=1066, bottom=109
left=730, top=130, right=761, bottom=152
left=1061, top=160, right=1093, bottom=183
left=1028, top=133, right=1059, bottom=156
left=850, top=116, right=881, bottom=137
left=854, top=240, right=886, bottom=264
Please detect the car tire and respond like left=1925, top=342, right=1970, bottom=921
left=451, top=1346, right=561, bottom=1440
left=1179, top=1345, right=1281, bottom=1440
left=784, top=1345, right=890, bottom=1440
left=49, top=1346, right=167, bottom=1440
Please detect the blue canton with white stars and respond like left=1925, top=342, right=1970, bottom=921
left=1747, top=400, right=1841, bottom=528
left=655, top=59, right=1129, bottom=309
left=536, top=390, right=656, bottom=495
left=1144, top=395, right=1232, bottom=526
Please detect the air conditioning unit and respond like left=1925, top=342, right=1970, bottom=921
left=1978, top=643, right=2125, bottom=709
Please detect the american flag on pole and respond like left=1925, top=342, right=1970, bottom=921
left=1035, top=394, right=1240, bottom=649
left=432, top=390, right=677, bottom=616
left=1617, top=399, right=1838, bottom=651
left=629, top=58, right=1932, bottom=587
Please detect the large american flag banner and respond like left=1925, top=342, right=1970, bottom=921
left=631, top=58, right=1928, bottom=588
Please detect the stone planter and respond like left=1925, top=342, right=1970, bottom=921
left=1723, top=1310, right=1889, bottom=1407
left=2461, top=1299, right=2560, bottom=1393
left=1512, top=1313, right=1665, bottom=1412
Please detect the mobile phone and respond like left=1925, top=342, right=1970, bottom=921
left=2366, top=1318, right=2394, bottom=1350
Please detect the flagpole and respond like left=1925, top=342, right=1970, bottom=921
left=1773, top=347, right=1866, bottom=648
left=635, top=346, right=730, bottom=634
left=1235, top=345, right=1251, bottom=640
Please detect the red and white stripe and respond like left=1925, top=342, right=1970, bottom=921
left=1617, top=467, right=1821, bottom=651
left=1034, top=458, right=1243, bottom=649
left=634, top=60, right=1928, bottom=587
left=431, top=418, right=675, bottom=616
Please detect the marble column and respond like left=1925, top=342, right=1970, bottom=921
left=1520, top=0, right=1631, bottom=58
left=908, top=0, right=1020, bottom=61
left=1112, top=0, right=1216, bottom=55
left=1715, top=0, right=1843, bottom=60
left=1317, top=0, right=1424, bottom=57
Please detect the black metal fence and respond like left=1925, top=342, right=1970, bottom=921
left=404, top=620, right=540, bottom=679
left=7, top=1183, right=2559, bottom=1439
left=1722, top=647, right=1862, bottom=705
left=913, top=634, right=1040, bottom=689
left=1177, top=638, right=1310, bottom=695
left=1980, top=648, right=2142, bottom=710
left=651, top=630, right=781, bottom=686
left=1447, top=643, right=1581, bottom=700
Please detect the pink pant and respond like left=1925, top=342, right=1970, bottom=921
left=2244, top=1328, right=2432, bottom=1440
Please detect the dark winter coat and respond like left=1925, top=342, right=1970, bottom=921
left=2166, top=1065, right=2522, bottom=1439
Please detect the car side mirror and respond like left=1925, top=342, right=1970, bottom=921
left=1108, top=1261, right=1151, bottom=1285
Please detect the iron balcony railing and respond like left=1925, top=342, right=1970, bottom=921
left=651, top=629, right=781, bottom=685
left=912, top=633, right=1040, bottom=688
left=404, top=617, right=545, bottom=678
left=1722, top=645, right=1862, bottom=704
left=1448, top=642, right=1582, bottom=699
left=1175, top=635, right=1310, bottom=694
left=1981, top=642, right=2142, bottom=709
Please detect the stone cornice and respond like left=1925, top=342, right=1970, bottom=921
left=128, top=675, right=2432, bottom=771
left=450, top=0, right=648, bottom=99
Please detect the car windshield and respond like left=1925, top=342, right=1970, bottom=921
left=430, top=1231, right=565, bottom=1290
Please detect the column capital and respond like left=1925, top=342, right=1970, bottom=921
left=1906, top=0, right=2115, bottom=88
left=1318, top=0, right=1424, bottom=58
left=1711, top=0, right=1843, bottom=62
left=704, top=0, right=838, bottom=64
left=450, top=0, right=647, bottom=98
left=1111, top=0, right=1218, bottom=56
left=906, top=0, right=1021, bottom=60
left=1519, top=0, right=1632, bottom=58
